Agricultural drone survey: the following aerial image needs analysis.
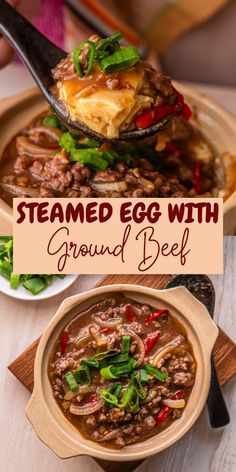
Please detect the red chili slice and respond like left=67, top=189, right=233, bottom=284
left=60, top=330, right=68, bottom=355
left=134, top=108, right=156, bottom=129
left=144, top=332, right=160, bottom=354
left=144, top=309, right=169, bottom=324
left=134, top=86, right=192, bottom=130
left=46, top=145, right=60, bottom=150
left=156, top=390, right=184, bottom=424
left=124, top=304, right=135, bottom=323
left=87, top=394, right=98, bottom=404
left=100, top=327, right=111, bottom=334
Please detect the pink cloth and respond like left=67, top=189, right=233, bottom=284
left=34, top=0, right=64, bottom=48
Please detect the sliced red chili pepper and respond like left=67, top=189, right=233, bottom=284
left=60, top=330, right=68, bottom=355
left=156, top=390, right=184, bottom=424
left=100, top=327, right=111, bottom=334
left=164, top=142, right=186, bottom=157
left=134, top=108, right=156, bottom=129
left=156, top=405, right=172, bottom=424
left=172, top=390, right=184, bottom=400
left=154, top=103, right=181, bottom=121
left=173, top=88, right=184, bottom=103
left=164, top=142, right=181, bottom=155
left=144, top=309, right=169, bottom=324
left=87, top=394, right=98, bottom=404
left=193, top=160, right=203, bottom=195
left=134, top=86, right=192, bottom=130
left=124, top=304, right=135, bottom=323
left=144, top=332, right=160, bottom=354
left=46, top=145, right=60, bottom=150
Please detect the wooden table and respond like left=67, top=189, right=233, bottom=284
left=0, top=238, right=235, bottom=472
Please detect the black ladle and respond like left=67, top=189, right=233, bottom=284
left=165, top=274, right=230, bottom=428
left=0, top=0, right=175, bottom=142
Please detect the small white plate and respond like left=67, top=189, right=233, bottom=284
left=0, top=274, right=79, bottom=301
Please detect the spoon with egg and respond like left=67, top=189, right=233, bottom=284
left=0, top=0, right=191, bottom=142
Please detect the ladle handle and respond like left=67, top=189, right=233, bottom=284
left=165, top=274, right=230, bottom=428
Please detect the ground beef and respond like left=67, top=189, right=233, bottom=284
left=39, top=182, right=55, bottom=197
left=71, top=162, right=91, bottom=182
left=173, top=372, right=194, bottom=387
left=14, top=155, right=31, bottom=174
left=144, top=415, right=156, bottom=430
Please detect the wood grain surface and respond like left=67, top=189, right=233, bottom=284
left=8, top=273, right=236, bottom=472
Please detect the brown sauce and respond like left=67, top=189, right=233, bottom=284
left=0, top=111, right=222, bottom=207
left=48, top=294, right=196, bottom=449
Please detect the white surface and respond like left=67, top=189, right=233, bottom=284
left=0, top=239, right=235, bottom=472
left=0, top=66, right=236, bottom=472
left=0, top=274, right=79, bottom=301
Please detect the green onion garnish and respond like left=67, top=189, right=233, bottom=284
left=144, top=364, right=167, bottom=383
left=64, top=372, right=78, bottom=392
left=100, top=365, right=118, bottom=380
left=43, top=115, right=60, bottom=128
left=71, top=148, right=109, bottom=170
left=139, top=368, right=148, bottom=383
left=82, top=349, right=118, bottom=370
left=121, top=335, right=130, bottom=354
left=100, top=46, right=140, bottom=73
left=74, top=365, right=91, bottom=386
left=110, top=353, right=129, bottom=364
left=95, top=31, right=123, bottom=55
left=10, top=273, right=20, bottom=290
left=23, top=277, right=47, bottom=295
left=131, top=372, right=147, bottom=399
left=73, top=40, right=96, bottom=77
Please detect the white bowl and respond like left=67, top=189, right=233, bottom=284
left=0, top=274, right=79, bottom=301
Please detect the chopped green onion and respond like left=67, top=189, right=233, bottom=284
left=139, top=369, right=148, bottom=383
left=128, top=389, right=140, bottom=412
left=59, top=132, right=75, bottom=154
left=95, top=31, right=123, bottom=54
left=23, top=277, right=46, bottom=295
left=105, top=383, right=122, bottom=407
left=144, top=364, right=167, bottom=383
left=108, top=358, right=138, bottom=378
left=131, top=373, right=147, bottom=399
left=82, top=349, right=118, bottom=370
left=78, top=139, right=101, bottom=149
left=64, top=372, right=78, bottom=392
left=10, top=273, right=20, bottom=290
left=74, top=365, right=91, bottom=385
left=100, top=365, right=118, bottom=380
left=71, top=148, right=109, bottom=170
left=43, top=115, right=60, bottom=128
left=119, top=384, right=135, bottom=408
left=103, top=149, right=118, bottom=164
left=0, top=261, right=12, bottom=280
left=99, top=389, right=119, bottom=406
left=100, top=46, right=140, bottom=73
left=73, top=40, right=96, bottom=77
left=82, top=358, right=99, bottom=369
left=112, top=383, right=123, bottom=398
left=110, top=353, right=129, bottom=364
left=121, top=335, right=130, bottom=354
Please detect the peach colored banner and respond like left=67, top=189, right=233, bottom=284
left=13, top=198, right=223, bottom=274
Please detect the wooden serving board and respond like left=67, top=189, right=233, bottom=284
left=8, top=274, right=236, bottom=472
